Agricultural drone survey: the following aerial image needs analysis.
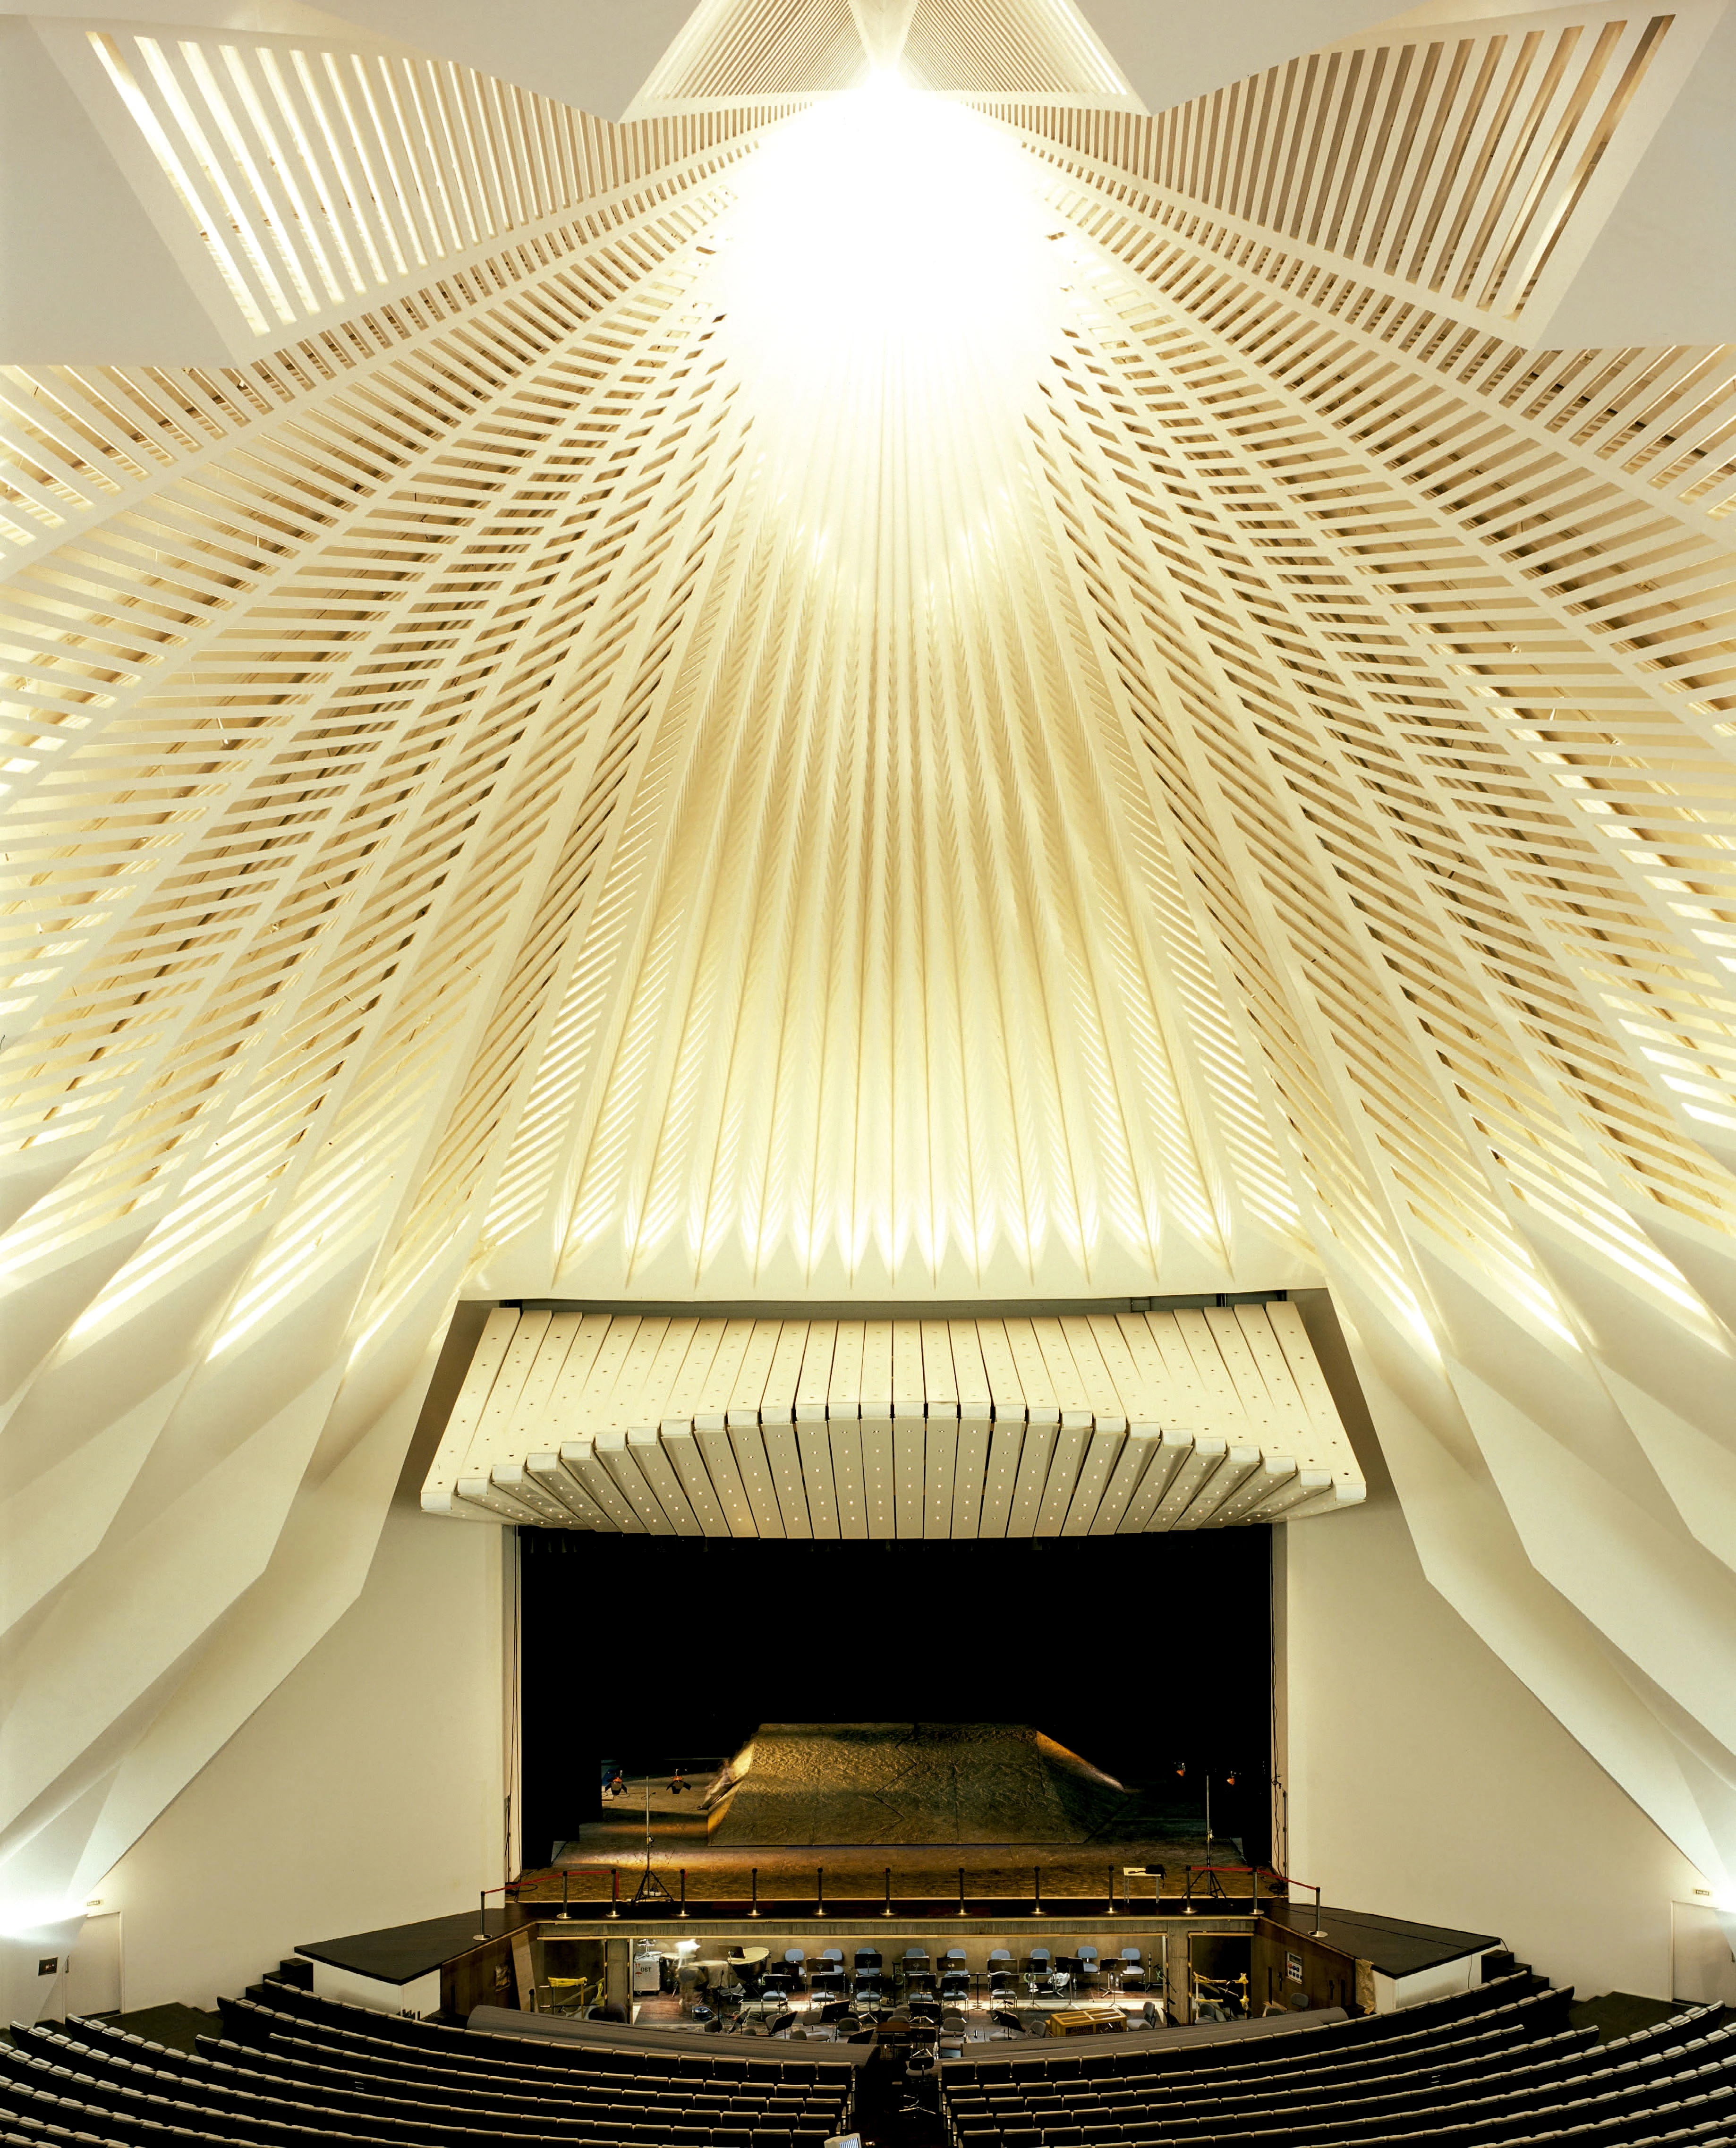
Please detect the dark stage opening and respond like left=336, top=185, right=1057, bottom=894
left=517, top=1529, right=1274, bottom=1876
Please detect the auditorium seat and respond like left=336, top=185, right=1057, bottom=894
left=0, top=1994, right=855, bottom=2148
left=937, top=1987, right=1736, bottom=2148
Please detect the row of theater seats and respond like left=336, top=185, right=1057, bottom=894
left=0, top=1986, right=856, bottom=2148
left=939, top=1977, right=1735, bottom=2148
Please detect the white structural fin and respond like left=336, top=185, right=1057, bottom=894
left=0, top=0, right=1735, bottom=1927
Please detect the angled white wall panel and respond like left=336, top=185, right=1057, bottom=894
left=0, top=19, right=232, bottom=365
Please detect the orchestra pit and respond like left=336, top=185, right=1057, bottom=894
left=2, top=0, right=1735, bottom=2145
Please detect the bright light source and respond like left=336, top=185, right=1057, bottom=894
left=0, top=1895, right=84, bottom=1938
left=711, top=79, right=1066, bottom=476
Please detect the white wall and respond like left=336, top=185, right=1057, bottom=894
left=89, top=1499, right=508, bottom=2012
left=1283, top=1297, right=1709, bottom=2004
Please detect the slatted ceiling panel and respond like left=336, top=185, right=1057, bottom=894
left=951, top=1420, right=990, bottom=1538
left=1033, top=1410, right=1091, bottom=1534
left=1246, top=1466, right=1336, bottom=1523
left=638, top=1315, right=702, bottom=1427
left=1030, top=1315, right=1086, bottom=1409
left=1004, top=1316, right=1058, bottom=1410
left=761, top=1322, right=811, bottom=1539
left=728, top=1411, right=784, bottom=1537
left=430, top=1306, right=1361, bottom=1529
left=1173, top=1442, right=1263, bottom=1530
left=826, top=1320, right=868, bottom=1539
left=794, top=1324, right=841, bottom=1535
left=426, top=1304, right=518, bottom=1503
left=1007, top=1419, right=1059, bottom=1536
left=1211, top=1452, right=1302, bottom=1528
left=458, top=1472, right=542, bottom=1523
left=1144, top=1314, right=1208, bottom=1425
left=901, top=0, right=1130, bottom=99
left=1002, top=1316, right=1057, bottom=1532
left=493, top=1459, right=585, bottom=1528
left=596, top=1429, right=670, bottom=1532
left=566, top=1431, right=649, bottom=1534
left=924, top=1411, right=958, bottom=1539
left=1055, top=1315, right=1116, bottom=1413
left=545, top=1315, right=613, bottom=1441
left=797, top=1321, right=838, bottom=1415
left=695, top=1318, right=754, bottom=1410
left=796, top=1412, right=840, bottom=1537
left=604, top=1316, right=670, bottom=1431
left=661, top=1422, right=729, bottom=1536
left=1059, top=1418, right=1122, bottom=1536
left=1173, top=1309, right=1251, bottom=1435
left=1285, top=1478, right=1369, bottom=1518
left=1202, top=1304, right=1283, bottom=1444
left=635, top=0, right=864, bottom=104
left=694, top=1414, right=757, bottom=1536
left=635, top=0, right=1129, bottom=104
left=622, top=1433, right=683, bottom=1534
left=948, top=1319, right=993, bottom=1418
left=1096, top=1312, right=1170, bottom=1426
left=1264, top=1301, right=1359, bottom=1478
left=1068, top=10, right=1674, bottom=329
left=765, top=1435, right=812, bottom=1538
left=81, top=25, right=679, bottom=346
left=977, top=1321, right=1025, bottom=1539
left=1092, top=1424, right=1162, bottom=1535
left=893, top=1321, right=926, bottom=1413
left=859, top=1320, right=896, bottom=1540
left=1150, top=1435, right=1225, bottom=1531
left=518, top=1310, right=584, bottom=1426
left=860, top=1320, right=894, bottom=1411
left=574, top=1313, right=640, bottom=1424
left=947, top=1319, right=991, bottom=1539
left=1120, top=1430, right=1191, bottom=1532
left=664, top=1318, right=724, bottom=1421
left=890, top=1320, right=924, bottom=1537
left=917, top=1320, right=957, bottom=1534
left=1231, top=1306, right=1325, bottom=1466
left=526, top=1451, right=613, bottom=1529
left=730, top=1319, right=783, bottom=1418
left=625, top=1424, right=693, bottom=1533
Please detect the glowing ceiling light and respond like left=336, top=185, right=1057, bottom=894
left=711, top=77, right=1066, bottom=463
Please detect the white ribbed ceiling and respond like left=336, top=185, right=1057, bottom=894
left=2, top=0, right=1736, bottom=1926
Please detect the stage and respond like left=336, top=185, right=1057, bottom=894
left=290, top=1900, right=1498, bottom=2030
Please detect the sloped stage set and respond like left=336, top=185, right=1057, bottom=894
left=706, top=1723, right=1138, bottom=1847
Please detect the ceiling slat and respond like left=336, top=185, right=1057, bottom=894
left=425, top=1303, right=1362, bottom=1532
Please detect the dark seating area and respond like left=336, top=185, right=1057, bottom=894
left=939, top=1978, right=1736, bottom=2148
left=0, top=1987, right=855, bottom=2148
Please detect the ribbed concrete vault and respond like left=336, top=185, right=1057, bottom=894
left=2, top=0, right=1736, bottom=1920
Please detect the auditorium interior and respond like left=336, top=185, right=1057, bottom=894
left=3, top=0, right=1736, bottom=2142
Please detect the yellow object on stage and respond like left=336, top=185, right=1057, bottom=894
left=1046, top=2005, right=1127, bottom=2038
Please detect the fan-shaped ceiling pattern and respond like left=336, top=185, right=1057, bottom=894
left=2, top=0, right=1736, bottom=1922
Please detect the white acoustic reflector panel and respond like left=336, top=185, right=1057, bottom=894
left=422, top=1302, right=1363, bottom=1533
